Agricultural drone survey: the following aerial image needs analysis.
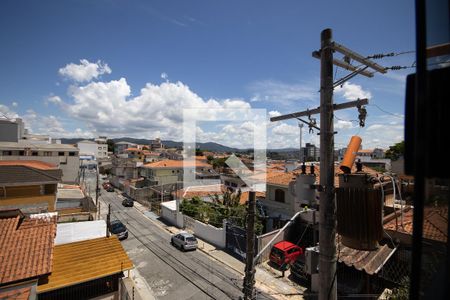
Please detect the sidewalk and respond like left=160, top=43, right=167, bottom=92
left=134, top=202, right=306, bottom=299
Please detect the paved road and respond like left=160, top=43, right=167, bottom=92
left=87, top=173, right=273, bottom=300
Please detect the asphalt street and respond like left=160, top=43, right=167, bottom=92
left=84, top=171, right=274, bottom=300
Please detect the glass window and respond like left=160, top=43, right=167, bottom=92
left=58, top=152, right=65, bottom=156
left=275, top=189, right=285, bottom=203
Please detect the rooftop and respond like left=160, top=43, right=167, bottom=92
left=37, top=236, right=133, bottom=293
left=0, top=210, right=57, bottom=285
left=0, top=160, right=57, bottom=170
left=0, top=141, right=79, bottom=151
left=142, top=159, right=211, bottom=169
left=0, top=164, right=62, bottom=185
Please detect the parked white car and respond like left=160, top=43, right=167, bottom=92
left=171, top=232, right=198, bottom=251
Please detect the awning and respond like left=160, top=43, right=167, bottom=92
left=338, top=243, right=396, bottom=275
left=37, top=236, right=133, bottom=293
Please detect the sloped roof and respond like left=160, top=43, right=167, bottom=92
left=37, top=236, right=133, bottom=293
left=0, top=286, right=32, bottom=300
left=0, top=210, right=57, bottom=285
left=384, top=206, right=448, bottom=243
left=0, top=165, right=62, bottom=185
left=0, top=160, right=57, bottom=170
left=142, top=159, right=211, bottom=169
left=338, top=243, right=396, bottom=275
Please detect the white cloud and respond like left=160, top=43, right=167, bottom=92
left=272, top=123, right=298, bottom=136
left=0, top=104, right=19, bottom=119
left=161, top=72, right=168, bottom=81
left=249, top=80, right=317, bottom=105
left=335, top=82, right=371, bottom=100
left=268, top=110, right=281, bottom=118
left=58, top=59, right=112, bottom=82
left=12, top=102, right=18, bottom=107
left=46, top=95, right=62, bottom=105
left=58, top=78, right=251, bottom=141
left=334, top=119, right=354, bottom=129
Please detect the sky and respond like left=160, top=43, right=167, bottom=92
left=0, top=0, right=416, bottom=150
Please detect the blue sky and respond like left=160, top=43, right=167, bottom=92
left=0, top=0, right=415, bottom=149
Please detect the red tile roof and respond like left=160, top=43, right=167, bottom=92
left=384, top=206, right=448, bottom=243
left=0, top=160, right=57, bottom=170
left=0, top=211, right=57, bottom=285
left=0, top=286, right=32, bottom=300
left=142, top=159, right=211, bottom=169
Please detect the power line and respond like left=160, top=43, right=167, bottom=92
left=368, top=104, right=404, bottom=118
left=366, top=50, right=415, bottom=59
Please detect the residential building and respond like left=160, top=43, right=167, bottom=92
left=0, top=141, right=80, bottom=183
left=356, top=148, right=390, bottom=171
left=0, top=209, right=134, bottom=300
left=114, top=141, right=137, bottom=154
left=150, top=137, right=164, bottom=150
left=77, top=139, right=108, bottom=160
left=0, top=209, right=57, bottom=300
left=140, top=159, right=214, bottom=187
left=302, top=143, right=319, bottom=161
left=0, top=160, right=62, bottom=213
left=109, top=157, right=142, bottom=189
left=0, top=117, right=59, bottom=144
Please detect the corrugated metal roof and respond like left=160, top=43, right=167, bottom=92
left=37, top=236, right=133, bottom=293
left=55, top=220, right=107, bottom=245
left=338, top=243, right=396, bottom=275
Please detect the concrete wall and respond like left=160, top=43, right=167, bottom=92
left=256, top=229, right=286, bottom=263
left=193, top=219, right=226, bottom=248
left=0, top=194, right=56, bottom=213
left=160, top=202, right=225, bottom=248
left=263, top=184, right=296, bottom=219
left=0, top=121, right=19, bottom=142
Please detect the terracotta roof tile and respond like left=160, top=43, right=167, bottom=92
left=142, top=159, right=211, bottom=169
left=0, top=286, right=32, bottom=300
left=384, top=206, right=448, bottom=243
left=0, top=160, right=57, bottom=170
left=0, top=211, right=57, bottom=285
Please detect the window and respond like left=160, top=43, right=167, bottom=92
left=31, top=151, right=38, bottom=156
left=58, top=151, right=65, bottom=156
left=275, top=189, right=285, bottom=203
left=68, top=152, right=76, bottom=156
left=2, top=151, right=12, bottom=155
left=172, top=170, right=175, bottom=173
left=19, top=150, right=25, bottom=156
left=43, top=151, right=52, bottom=156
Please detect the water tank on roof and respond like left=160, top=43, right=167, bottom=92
left=337, top=173, right=382, bottom=250
left=289, top=173, right=316, bottom=209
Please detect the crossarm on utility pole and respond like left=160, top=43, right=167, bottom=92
left=270, top=98, right=368, bottom=122
left=312, top=51, right=374, bottom=77
left=331, top=42, right=387, bottom=74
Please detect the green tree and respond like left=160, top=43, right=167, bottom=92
left=385, top=141, right=405, bottom=161
left=107, top=139, right=115, bottom=152
left=195, top=149, right=204, bottom=156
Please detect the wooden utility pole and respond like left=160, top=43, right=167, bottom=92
left=106, top=203, right=111, bottom=237
left=318, top=28, right=337, bottom=300
left=243, top=191, right=256, bottom=300
left=270, top=28, right=386, bottom=300
left=96, top=164, right=99, bottom=206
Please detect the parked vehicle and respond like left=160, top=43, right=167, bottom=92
left=171, top=232, right=198, bottom=251
left=122, top=198, right=134, bottom=207
left=269, top=241, right=303, bottom=270
left=109, top=220, right=128, bottom=240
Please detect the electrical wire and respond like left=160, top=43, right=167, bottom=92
left=368, top=104, right=404, bottom=118
left=366, top=50, right=415, bottom=59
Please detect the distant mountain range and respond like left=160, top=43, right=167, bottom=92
left=60, top=137, right=300, bottom=153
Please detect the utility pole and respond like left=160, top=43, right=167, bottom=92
left=243, top=191, right=256, bottom=300
left=270, top=28, right=385, bottom=300
left=96, top=164, right=99, bottom=206
left=298, top=123, right=304, bottom=161
left=318, top=28, right=337, bottom=300
left=106, top=203, right=111, bottom=237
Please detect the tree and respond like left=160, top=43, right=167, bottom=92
left=195, top=149, right=204, bottom=156
left=107, top=139, right=115, bottom=152
left=385, top=141, right=405, bottom=161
